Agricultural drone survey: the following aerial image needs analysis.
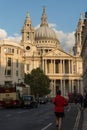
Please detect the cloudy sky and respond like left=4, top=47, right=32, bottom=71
left=0, top=0, right=87, bottom=52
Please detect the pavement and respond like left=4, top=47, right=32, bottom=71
left=81, top=108, right=87, bottom=130
left=68, top=103, right=87, bottom=130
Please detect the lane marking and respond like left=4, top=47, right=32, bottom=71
left=41, top=123, right=53, bottom=130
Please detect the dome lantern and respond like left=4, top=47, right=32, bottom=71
left=40, top=6, right=48, bottom=27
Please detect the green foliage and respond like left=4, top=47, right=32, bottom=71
left=24, top=68, right=51, bottom=97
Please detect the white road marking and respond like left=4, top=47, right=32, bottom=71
left=5, top=110, right=28, bottom=117
left=41, top=123, right=53, bottom=130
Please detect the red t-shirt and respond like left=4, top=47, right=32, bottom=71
left=53, top=95, right=68, bottom=112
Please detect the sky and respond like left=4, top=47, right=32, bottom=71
left=0, top=0, right=87, bottom=51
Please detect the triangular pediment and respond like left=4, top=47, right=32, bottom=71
left=43, top=49, right=73, bottom=58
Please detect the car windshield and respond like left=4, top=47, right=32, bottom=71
left=23, top=96, right=33, bottom=101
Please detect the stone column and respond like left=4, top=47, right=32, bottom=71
left=69, top=80, right=71, bottom=93
left=63, top=80, right=65, bottom=96
left=71, top=60, right=73, bottom=73
left=63, top=60, right=65, bottom=74
left=69, top=60, right=70, bottom=74
left=60, top=79, right=63, bottom=95
left=54, top=80, right=56, bottom=96
left=77, top=80, right=80, bottom=93
left=60, top=60, right=62, bottom=74
left=42, top=59, right=44, bottom=72
left=44, top=59, right=45, bottom=72
left=54, top=60, right=55, bottom=74
left=45, top=60, right=47, bottom=74
left=72, top=80, right=74, bottom=93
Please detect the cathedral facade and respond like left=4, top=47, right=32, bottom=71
left=0, top=8, right=83, bottom=97
left=81, top=11, right=87, bottom=94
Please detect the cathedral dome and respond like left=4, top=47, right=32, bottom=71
left=35, top=7, right=58, bottom=41
left=34, top=7, right=62, bottom=50
left=35, top=26, right=58, bottom=40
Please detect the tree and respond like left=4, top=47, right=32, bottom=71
left=24, top=68, right=51, bottom=97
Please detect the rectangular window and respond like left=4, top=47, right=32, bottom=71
left=16, top=59, right=18, bottom=68
left=5, top=69, right=6, bottom=75
left=4, top=48, right=14, bottom=54
left=8, top=58, right=11, bottom=66
left=5, top=81, right=12, bottom=85
left=12, top=49, right=14, bottom=53
left=16, top=70, right=18, bottom=76
left=8, top=48, right=11, bottom=53
left=7, top=70, right=11, bottom=76
left=73, top=65, right=76, bottom=73
left=55, top=60, right=59, bottom=73
left=17, top=49, right=18, bottom=54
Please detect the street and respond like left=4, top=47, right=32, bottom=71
left=0, top=102, right=80, bottom=130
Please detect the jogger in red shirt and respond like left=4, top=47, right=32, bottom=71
left=53, top=90, right=68, bottom=130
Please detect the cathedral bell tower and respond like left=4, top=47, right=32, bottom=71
left=21, top=11, right=35, bottom=47
left=73, top=13, right=84, bottom=56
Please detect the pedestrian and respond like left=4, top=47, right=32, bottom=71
left=79, top=94, right=83, bottom=107
left=84, top=93, right=87, bottom=108
left=53, top=90, right=68, bottom=130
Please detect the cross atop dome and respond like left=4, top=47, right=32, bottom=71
left=43, top=6, right=46, bottom=13
left=26, top=11, right=30, bottom=18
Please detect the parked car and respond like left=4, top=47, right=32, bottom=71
left=39, top=97, right=47, bottom=104
left=20, top=95, right=38, bottom=108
